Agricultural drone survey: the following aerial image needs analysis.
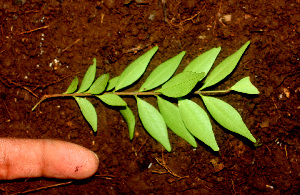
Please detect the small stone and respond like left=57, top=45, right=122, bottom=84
left=131, top=26, right=139, bottom=36
left=148, top=12, right=156, bottom=21
left=296, top=26, right=300, bottom=34
left=260, top=119, right=269, bottom=128
left=103, top=0, right=115, bottom=8
left=14, top=0, right=26, bottom=5
left=223, top=14, right=232, bottom=22
left=3, top=58, right=13, bottom=67
left=283, top=87, right=290, bottom=98
left=181, top=0, right=197, bottom=9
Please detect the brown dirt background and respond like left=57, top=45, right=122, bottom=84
left=0, top=0, right=299, bottom=194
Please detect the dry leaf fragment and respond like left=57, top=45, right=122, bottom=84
left=210, top=158, right=224, bottom=173
left=283, top=87, right=290, bottom=98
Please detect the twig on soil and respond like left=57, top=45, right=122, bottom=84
left=18, top=25, right=50, bottom=35
left=166, top=4, right=206, bottom=32
left=265, top=146, right=272, bottom=156
left=271, top=96, right=278, bottom=110
left=161, top=0, right=167, bottom=22
left=0, top=72, right=80, bottom=101
left=231, top=179, right=236, bottom=195
left=212, top=0, right=223, bottom=35
left=134, top=138, right=148, bottom=157
left=101, top=13, right=105, bottom=23
left=276, top=70, right=300, bottom=88
left=2, top=99, right=13, bottom=120
left=152, top=157, right=188, bottom=179
left=284, top=145, right=288, bottom=159
left=34, top=72, right=81, bottom=91
left=124, top=44, right=151, bottom=54
left=0, top=76, right=39, bottom=98
left=62, top=39, right=81, bottom=52
left=95, top=174, right=119, bottom=179
left=11, top=181, right=73, bottom=195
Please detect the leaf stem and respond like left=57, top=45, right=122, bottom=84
left=31, top=89, right=231, bottom=111
left=196, top=89, right=231, bottom=95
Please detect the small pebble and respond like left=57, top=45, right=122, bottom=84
left=3, top=58, right=13, bottom=67
left=103, top=0, right=115, bottom=8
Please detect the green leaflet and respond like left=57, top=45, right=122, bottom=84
left=179, top=99, right=219, bottom=151
left=119, top=106, right=136, bottom=140
left=74, top=97, right=97, bottom=132
left=77, top=58, right=97, bottom=93
left=157, top=72, right=205, bottom=98
left=97, top=93, right=127, bottom=106
left=87, top=74, right=109, bottom=94
left=230, top=76, right=260, bottom=94
left=64, top=76, right=78, bottom=94
left=136, top=97, right=171, bottom=152
left=201, top=95, right=256, bottom=143
left=157, top=96, right=197, bottom=147
left=184, top=47, right=221, bottom=77
left=201, top=41, right=250, bottom=90
left=32, top=42, right=259, bottom=153
left=115, top=46, right=158, bottom=91
left=139, top=51, right=186, bottom=92
left=106, top=76, right=119, bottom=91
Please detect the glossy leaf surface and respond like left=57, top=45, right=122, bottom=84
left=201, top=41, right=250, bottom=90
left=97, top=93, right=127, bottom=106
left=201, top=95, right=256, bottom=143
left=184, top=47, right=221, bottom=77
left=115, top=46, right=158, bottom=91
left=137, top=97, right=171, bottom=152
left=74, top=97, right=97, bottom=132
left=139, top=51, right=186, bottom=92
left=119, top=106, right=136, bottom=140
left=64, top=76, right=78, bottom=94
left=157, top=96, right=197, bottom=147
left=230, top=76, right=259, bottom=94
left=77, top=58, right=97, bottom=93
left=157, top=72, right=204, bottom=98
left=87, top=74, right=109, bottom=94
left=179, top=99, right=219, bottom=151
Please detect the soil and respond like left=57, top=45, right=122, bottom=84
left=0, top=0, right=299, bottom=194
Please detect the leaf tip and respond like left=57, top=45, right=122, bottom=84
left=153, top=45, right=159, bottom=50
left=164, top=144, right=172, bottom=152
left=212, top=145, right=220, bottom=152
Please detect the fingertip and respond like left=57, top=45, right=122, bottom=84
left=42, top=140, right=99, bottom=179
left=71, top=149, right=99, bottom=180
left=0, top=138, right=99, bottom=180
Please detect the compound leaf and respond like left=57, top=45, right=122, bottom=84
left=97, top=93, right=127, bottom=106
left=115, top=46, right=158, bottom=91
left=119, top=106, right=136, bottom=140
left=74, top=97, right=97, bottom=132
left=87, top=74, right=109, bottom=94
left=64, top=76, right=79, bottom=94
left=184, top=47, right=221, bottom=77
left=230, top=76, right=259, bottom=94
left=201, top=95, right=256, bottom=143
left=179, top=99, right=219, bottom=151
left=77, top=58, right=97, bottom=93
left=139, top=51, right=186, bottom=92
left=106, top=76, right=119, bottom=91
left=137, top=97, right=171, bottom=152
left=201, top=41, right=250, bottom=90
left=157, top=72, right=205, bottom=98
left=157, top=96, right=197, bottom=147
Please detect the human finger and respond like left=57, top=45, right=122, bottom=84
left=0, top=138, right=99, bottom=180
